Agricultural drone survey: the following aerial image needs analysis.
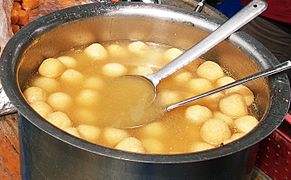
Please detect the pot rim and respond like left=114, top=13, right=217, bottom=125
left=1, top=2, right=290, bottom=164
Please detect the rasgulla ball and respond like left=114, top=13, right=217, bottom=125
left=102, top=63, right=127, bottom=77
left=38, top=58, right=66, bottom=78
left=185, top=105, right=213, bottom=125
left=190, top=142, right=215, bottom=152
left=158, top=90, right=181, bottom=106
left=197, top=61, right=224, bottom=81
left=103, top=127, right=129, bottom=147
left=200, top=119, right=231, bottom=145
left=215, top=76, right=235, bottom=88
left=84, top=43, right=108, bottom=61
left=47, top=112, right=72, bottom=129
left=128, top=41, right=148, bottom=55
left=234, top=115, right=259, bottom=133
left=83, top=76, right=104, bottom=91
left=23, top=86, right=47, bottom=103
left=107, top=44, right=127, bottom=58
left=47, top=92, right=72, bottom=111
left=173, top=71, right=193, bottom=84
left=60, top=69, right=84, bottom=86
left=64, top=127, right=81, bottom=138
left=57, top=56, right=78, bottom=69
left=31, top=76, right=59, bottom=93
left=142, top=139, right=165, bottom=154
left=139, top=122, right=167, bottom=138
left=213, top=111, right=233, bottom=126
left=74, top=108, right=98, bottom=125
left=30, top=101, right=53, bottom=118
left=225, top=85, right=254, bottom=106
left=115, top=137, right=145, bottom=153
left=77, top=125, right=101, bottom=143
left=219, top=93, right=248, bottom=118
left=131, top=66, right=153, bottom=76
left=76, top=89, right=99, bottom=107
left=188, top=78, right=213, bottom=95
left=163, top=48, right=183, bottom=63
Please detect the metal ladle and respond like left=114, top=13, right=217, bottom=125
left=113, top=0, right=267, bottom=128
left=166, top=61, right=291, bottom=111
left=119, top=61, right=291, bottom=129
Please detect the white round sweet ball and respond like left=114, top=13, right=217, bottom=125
left=173, top=71, right=193, bottom=84
left=47, top=92, right=72, bottom=111
left=185, top=105, right=213, bottom=125
left=102, top=63, right=127, bottom=77
left=213, top=111, right=233, bottom=126
left=157, top=90, right=181, bottom=106
left=200, top=119, right=231, bottom=145
left=225, top=85, right=254, bottom=106
left=115, top=137, right=145, bottom=153
left=84, top=43, right=108, bottom=61
left=197, top=61, right=224, bottom=81
left=57, top=56, right=78, bottom=69
left=219, top=93, right=248, bottom=118
left=103, top=127, right=129, bottom=147
left=74, top=108, right=99, bottom=125
left=77, top=124, right=101, bottom=143
left=139, top=122, right=167, bottom=139
left=63, top=127, right=81, bottom=138
left=128, top=41, right=148, bottom=55
left=31, top=76, right=60, bottom=93
left=47, top=111, right=72, bottom=129
left=163, top=48, right=183, bottom=63
left=215, top=76, right=235, bottom=88
left=30, top=101, right=53, bottom=118
left=60, top=69, right=84, bottom=86
left=23, top=86, right=47, bottom=103
left=234, top=115, right=259, bottom=133
left=131, top=66, right=153, bottom=76
left=107, top=44, right=127, bottom=58
left=76, top=89, right=99, bottom=107
left=190, top=142, right=215, bottom=152
left=142, top=138, right=165, bottom=154
left=188, top=78, right=214, bottom=94
left=38, top=58, right=66, bottom=78
left=83, top=76, right=104, bottom=91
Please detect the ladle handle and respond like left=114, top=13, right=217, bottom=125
left=166, top=61, right=291, bottom=111
left=147, top=0, right=267, bottom=86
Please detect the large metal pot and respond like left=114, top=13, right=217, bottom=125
left=0, top=2, right=290, bottom=180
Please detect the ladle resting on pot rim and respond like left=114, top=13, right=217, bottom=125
left=98, top=60, right=291, bottom=129
left=96, top=0, right=267, bottom=128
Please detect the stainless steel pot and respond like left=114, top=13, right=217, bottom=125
left=0, top=2, right=290, bottom=180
